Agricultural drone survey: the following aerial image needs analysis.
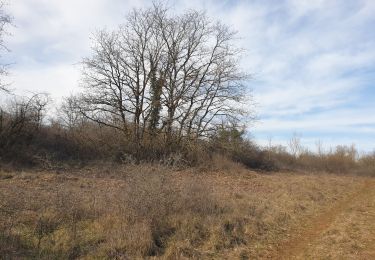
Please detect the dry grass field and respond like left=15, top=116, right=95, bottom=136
left=1, top=2, right=375, bottom=259
left=0, top=162, right=374, bottom=259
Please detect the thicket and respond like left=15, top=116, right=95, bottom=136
left=0, top=4, right=250, bottom=169
left=0, top=92, right=250, bottom=168
left=1, top=93, right=374, bottom=177
left=0, top=3, right=374, bottom=175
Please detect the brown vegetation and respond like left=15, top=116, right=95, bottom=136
left=1, top=96, right=375, bottom=176
left=0, top=3, right=373, bottom=175
left=0, top=164, right=369, bottom=259
left=263, top=137, right=375, bottom=176
left=1, top=2, right=374, bottom=259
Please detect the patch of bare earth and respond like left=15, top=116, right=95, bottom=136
left=274, top=179, right=375, bottom=259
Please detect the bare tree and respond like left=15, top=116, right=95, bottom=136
left=0, top=1, right=12, bottom=93
left=59, top=95, right=87, bottom=129
left=0, top=93, right=50, bottom=153
left=288, top=132, right=303, bottom=158
left=315, top=139, right=324, bottom=158
left=77, top=3, right=248, bottom=148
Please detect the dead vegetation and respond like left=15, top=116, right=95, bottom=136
left=0, top=3, right=374, bottom=175
left=264, top=138, right=375, bottom=176
left=0, top=164, right=367, bottom=259
left=282, top=179, right=375, bottom=259
left=0, top=3, right=374, bottom=259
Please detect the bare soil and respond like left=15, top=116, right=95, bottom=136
left=275, top=179, right=375, bottom=259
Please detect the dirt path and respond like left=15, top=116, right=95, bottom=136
left=275, top=179, right=375, bottom=259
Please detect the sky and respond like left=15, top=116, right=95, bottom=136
left=2, top=0, right=375, bottom=153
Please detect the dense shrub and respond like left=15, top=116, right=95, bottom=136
left=1, top=94, right=374, bottom=175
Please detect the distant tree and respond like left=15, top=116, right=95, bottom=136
left=288, top=133, right=303, bottom=158
left=77, top=3, right=248, bottom=148
left=0, top=93, right=50, bottom=154
left=0, top=1, right=11, bottom=93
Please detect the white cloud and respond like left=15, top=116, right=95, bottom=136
left=4, top=0, right=148, bottom=99
left=2, top=0, right=374, bottom=151
left=9, top=64, right=80, bottom=98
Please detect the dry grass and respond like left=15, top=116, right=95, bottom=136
left=300, top=180, right=375, bottom=259
left=0, top=165, right=370, bottom=259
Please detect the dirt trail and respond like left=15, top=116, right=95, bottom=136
left=275, top=179, right=375, bottom=259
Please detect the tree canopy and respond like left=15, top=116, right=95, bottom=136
left=70, top=4, right=249, bottom=148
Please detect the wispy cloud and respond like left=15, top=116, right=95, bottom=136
left=3, top=0, right=375, bottom=151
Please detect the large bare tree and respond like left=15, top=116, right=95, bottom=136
left=78, top=4, right=248, bottom=147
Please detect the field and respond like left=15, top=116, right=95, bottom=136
left=1, top=163, right=374, bottom=259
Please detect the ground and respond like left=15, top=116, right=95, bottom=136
left=277, top=178, right=375, bottom=259
left=0, top=164, right=374, bottom=259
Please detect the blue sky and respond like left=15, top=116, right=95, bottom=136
left=3, top=0, right=375, bottom=152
